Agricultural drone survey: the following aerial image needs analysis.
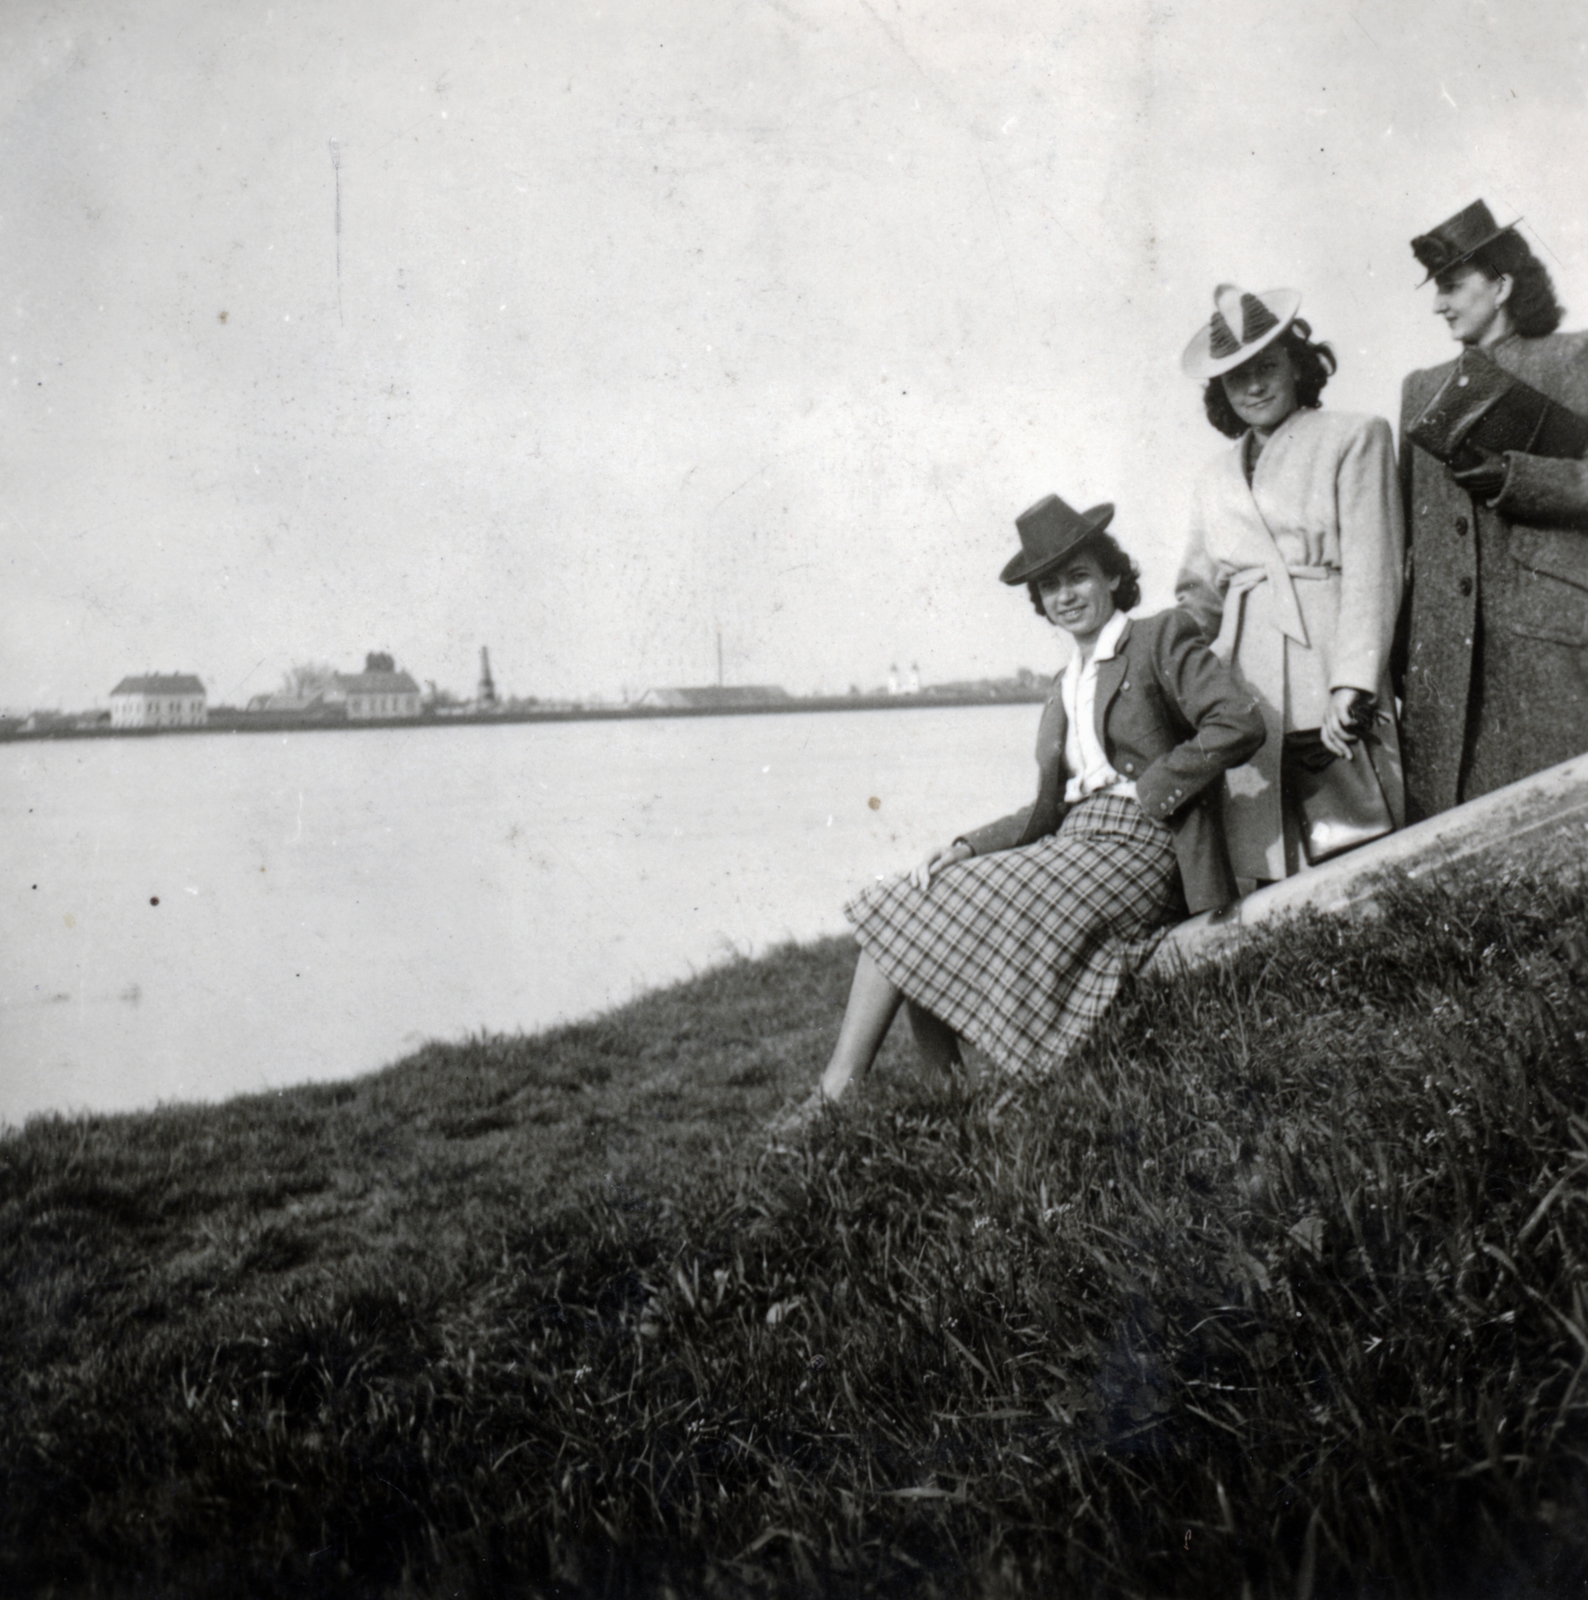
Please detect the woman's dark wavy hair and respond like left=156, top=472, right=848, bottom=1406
left=1201, top=318, right=1337, bottom=439
left=1026, top=529, right=1142, bottom=620
left=1464, top=231, right=1565, bottom=338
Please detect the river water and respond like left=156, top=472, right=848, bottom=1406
left=2, top=706, right=1036, bottom=1124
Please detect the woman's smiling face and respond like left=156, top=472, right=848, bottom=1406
left=1036, top=550, right=1119, bottom=646
left=1220, top=344, right=1300, bottom=437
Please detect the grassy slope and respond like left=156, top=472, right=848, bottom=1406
left=4, top=871, right=1588, bottom=1598
left=1, top=936, right=868, bottom=1378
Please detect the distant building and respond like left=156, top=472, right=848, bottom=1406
left=110, top=674, right=207, bottom=729
left=635, top=685, right=792, bottom=711
left=22, top=711, right=62, bottom=733
left=477, top=647, right=497, bottom=707
left=336, top=653, right=421, bottom=720
left=239, top=654, right=420, bottom=722
left=244, top=688, right=346, bottom=720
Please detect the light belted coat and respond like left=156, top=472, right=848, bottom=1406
left=958, top=609, right=1265, bottom=914
left=1175, top=408, right=1406, bottom=881
left=1398, top=330, right=1588, bottom=820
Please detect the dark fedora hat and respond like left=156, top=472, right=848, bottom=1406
left=1000, top=494, right=1115, bottom=585
left=1411, top=199, right=1521, bottom=285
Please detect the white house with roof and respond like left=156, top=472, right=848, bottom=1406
left=109, top=674, right=208, bottom=729
left=335, top=653, right=421, bottom=720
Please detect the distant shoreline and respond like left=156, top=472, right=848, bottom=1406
left=0, top=686, right=1049, bottom=742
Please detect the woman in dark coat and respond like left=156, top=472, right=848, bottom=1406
left=1398, top=200, right=1588, bottom=819
left=804, top=494, right=1264, bottom=1110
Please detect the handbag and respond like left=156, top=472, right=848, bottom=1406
left=1281, top=726, right=1395, bottom=865
left=1405, top=346, right=1588, bottom=472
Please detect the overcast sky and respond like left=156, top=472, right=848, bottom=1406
left=5, top=0, right=1586, bottom=710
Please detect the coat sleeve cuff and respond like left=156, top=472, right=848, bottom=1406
left=957, top=810, right=1029, bottom=857
left=1134, top=767, right=1188, bottom=821
left=1493, top=451, right=1588, bottom=527
left=1328, top=648, right=1383, bottom=695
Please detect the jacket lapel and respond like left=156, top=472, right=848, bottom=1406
left=1092, top=620, right=1130, bottom=750
left=1229, top=424, right=1311, bottom=646
left=1218, top=442, right=1285, bottom=570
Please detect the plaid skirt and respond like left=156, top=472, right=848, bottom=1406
left=844, top=791, right=1179, bottom=1077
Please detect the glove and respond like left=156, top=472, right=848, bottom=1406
left=1449, top=448, right=1508, bottom=499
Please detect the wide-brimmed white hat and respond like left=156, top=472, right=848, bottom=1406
left=1181, top=284, right=1302, bottom=379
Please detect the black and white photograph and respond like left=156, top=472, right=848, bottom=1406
left=5, top=0, right=1588, bottom=1594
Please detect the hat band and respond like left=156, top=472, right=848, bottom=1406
left=1208, top=294, right=1280, bottom=360
left=1208, top=313, right=1239, bottom=359
left=1410, top=209, right=1523, bottom=284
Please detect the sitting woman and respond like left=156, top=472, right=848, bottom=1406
left=809, top=493, right=1265, bottom=1109
left=1176, top=284, right=1406, bottom=886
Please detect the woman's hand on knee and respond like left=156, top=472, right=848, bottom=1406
left=909, top=839, right=973, bottom=891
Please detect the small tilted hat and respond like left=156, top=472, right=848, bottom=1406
left=999, top=494, right=1115, bottom=586
left=1181, top=283, right=1302, bottom=380
left=1410, top=198, right=1521, bottom=285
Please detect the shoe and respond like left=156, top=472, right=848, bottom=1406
left=767, top=1087, right=833, bottom=1139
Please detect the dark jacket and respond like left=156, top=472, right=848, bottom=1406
left=1398, top=330, right=1588, bottom=818
left=958, top=608, right=1265, bottom=913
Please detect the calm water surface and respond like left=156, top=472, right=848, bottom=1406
left=2, top=707, right=1035, bottom=1123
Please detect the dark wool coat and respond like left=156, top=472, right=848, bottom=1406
left=1398, top=330, right=1588, bottom=820
left=958, top=608, right=1265, bottom=914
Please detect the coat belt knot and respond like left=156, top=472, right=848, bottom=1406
left=1212, top=563, right=1337, bottom=661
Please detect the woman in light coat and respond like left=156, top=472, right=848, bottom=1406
left=1175, top=284, right=1405, bottom=886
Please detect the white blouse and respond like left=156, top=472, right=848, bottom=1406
left=1061, top=610, right=1137, bottom=804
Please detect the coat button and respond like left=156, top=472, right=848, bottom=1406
left=1123, top=761, right=1135, bottom=774
left=1455, top=516, right=1469, bottom=536
left=1459, top=576, right=1473, bottom=596
left=1122, top=680, right=1131, bottom=691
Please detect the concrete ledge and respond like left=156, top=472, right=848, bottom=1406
left=1146, top=752, right=1588, bottom=977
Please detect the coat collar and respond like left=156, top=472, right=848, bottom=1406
left=1052, top=612, right=1133, bottom=749
left=1103, top=609, right=1130, bottom=661
left=1218, top=421, right=1311, bottom=646
left=1090, top=615, right=1132, bottom=746
left=1239, top=403, right=1313, bottom=468
left=1061, top=609, right=1130, bottom=690
left=1093, top=608, right=1130, bottom=664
